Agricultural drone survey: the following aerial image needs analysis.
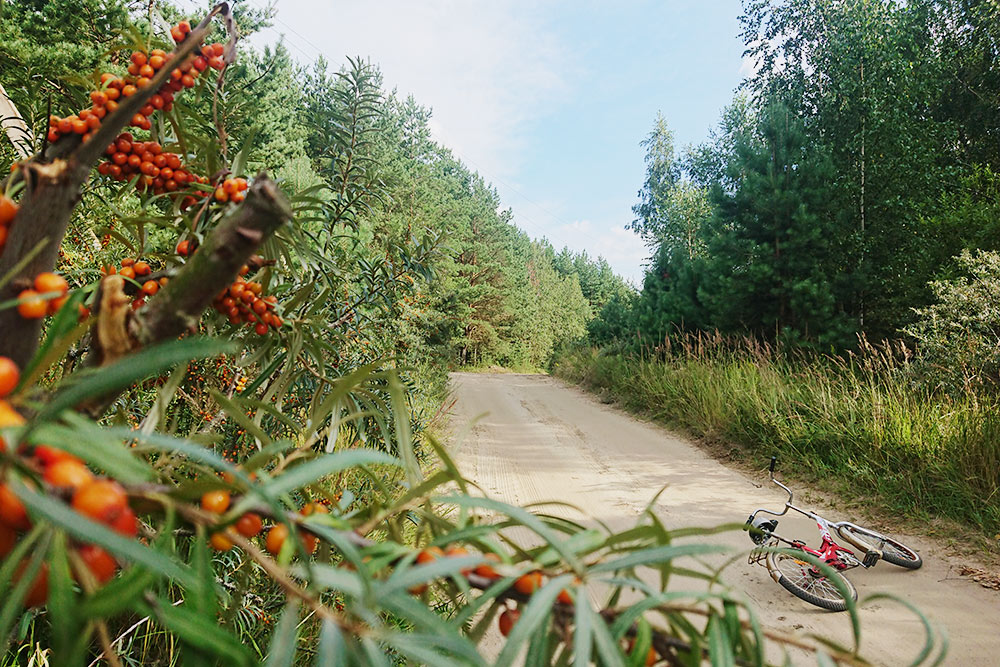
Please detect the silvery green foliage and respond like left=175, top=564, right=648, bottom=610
left=906, top=250, right=1000, bottom=391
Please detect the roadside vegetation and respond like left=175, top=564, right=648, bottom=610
left=0, top=1, right=927, bottom=665
left=559, top=0, right=1000, bottom=542
left=556, top=336, right=1000, bottom=537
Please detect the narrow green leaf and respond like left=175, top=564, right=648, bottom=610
left=14, top=483, right=195, bottom=587
left=316, top=619, right=346, bottom=667
left=263, top=449, right=398, bottom=497
left=572, top=586, right=593, bottom=667
left=34, top=338, right=234, bottom=425
left=32, top=418, right=154, bottom=483
left=584, top=601, right=626, bottom=667
left=494, top=575, right=572, bottom=667
left=589, top=543, right=730, bottom=574
left=627, top=619, right=653, bottom=667
left=264, top=602, right=300, bottom=667
left=145, top=596, right=253, bottom=667
left=434, top=496, right=584, bottom=571
left=378, top=555, right=481, bottom=598
left=47, top=531, right=79, bottom=661
left=707, top=615, right=735, bottom=667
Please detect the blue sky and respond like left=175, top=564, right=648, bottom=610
left=249, top=0, right=748, bottom=284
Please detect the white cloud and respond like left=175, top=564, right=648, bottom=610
left=249, top=1, right=649, bottom=284
left=254, top=0, right=572, bottom=182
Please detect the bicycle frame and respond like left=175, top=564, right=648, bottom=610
left=745, top=457, right=878, bottom=570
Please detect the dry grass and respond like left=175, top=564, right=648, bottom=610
left=554, top=334, right=1000, bottom=537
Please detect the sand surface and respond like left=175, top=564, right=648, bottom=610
left=447, top=372, right=1000, bottom=666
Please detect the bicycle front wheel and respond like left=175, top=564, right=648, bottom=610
left=767, top=551, right=858, bottom=612
left=837, top=524, right=922, bottom=570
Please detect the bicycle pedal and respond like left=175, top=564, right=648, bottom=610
left=862, top=550, right=880, bottom=568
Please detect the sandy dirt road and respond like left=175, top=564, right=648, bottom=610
left=447, top=372, right=1000, bottom=666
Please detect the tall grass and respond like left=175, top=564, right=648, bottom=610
left=554, top=334, right=1000, bottom=536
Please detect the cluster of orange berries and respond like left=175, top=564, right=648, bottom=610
left=0, top=362, right=137, bottom=605
left=213, top=177, right=249, bottom=203
left=46, top=22, right=225, bottom=144
left=0, top=195, right=17, bottom=257
left=211, top=270, right=284, bottom=336
left=16, top=272, right=69, bottom=320
left=199, top=487, right=325, bottom=556
left=101, top=257, right=168, bottom=311
left=98, top=133, right=208, bottom=205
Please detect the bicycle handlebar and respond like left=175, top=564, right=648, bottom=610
left=746, top=455, right=794, bottom=524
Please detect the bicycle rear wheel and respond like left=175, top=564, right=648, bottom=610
left=767, top=551, right=857, bottom=612
left=837, top=524, right=922, bottom=570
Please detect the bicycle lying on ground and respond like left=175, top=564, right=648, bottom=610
left=743, top=456, right=922, bottom=611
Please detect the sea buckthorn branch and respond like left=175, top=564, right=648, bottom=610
left=0, top=4, right=232, bottom=368
left=77, top=174, right=291, bottom=417
left=130, top=174, right=291, bottom=346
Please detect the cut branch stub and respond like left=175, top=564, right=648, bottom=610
left=130, top=173, right=292, bottom=347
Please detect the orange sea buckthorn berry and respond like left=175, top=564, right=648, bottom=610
left=130, top=51, right=147, bottom=67
left=235, top=512, right=263, bottom=538
left=110, top=507, right=138, bottom=537
left=176, top=240, right=191, bottom=256
left=133, top=260, right=151, bottom=276
left=302, top=502, right=329, bottom=516
left=141, top=280, right=159, bottom=296
left=32, top=444, right=71, bottom=467
left=0, top=483, right=30, bottom=531
left=210, top=531, right=234, bottom=551
left=0, top=357, right=19, bottom=398
left=16, top=290, right=47, bottom=319
left=513, top=570, right=543, bottom=595
left=72, top=479, right=128, bottom=524
left=474, top=552, right=502, bottom=580
left=0, top=523, right=15, bottom=558
left=443, top=545, right=474, bottom=575
left=416, top=546, right=444, bottom=565
left=0, top=196, right=19, bottom=225
left=44, top=458, right=93, bottom=492
left=76, top=544, right=117, bottom=584
left=498, top=608, right=520, bottom=637
left=265, top=524, right=289, bottom=555
left=33, top=272, right=69, bottom=297
left=200, top=489, right=230, bottom=514
left=301, top=532, right=318, bottom=554
left=118, top=266, right=136, bottom=280
left=0, top=401, right=21, bottom=452
left=15, top=561, right=48, bottom=607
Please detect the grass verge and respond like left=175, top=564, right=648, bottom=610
left=553, top=335, right=1000, bottom=540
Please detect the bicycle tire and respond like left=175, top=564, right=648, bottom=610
left=767, top=551, right=858, bottom=612
left=837, top=524, right=922, bottom=570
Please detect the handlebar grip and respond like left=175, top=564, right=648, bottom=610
left=769, top=456, right=776, bottom=473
